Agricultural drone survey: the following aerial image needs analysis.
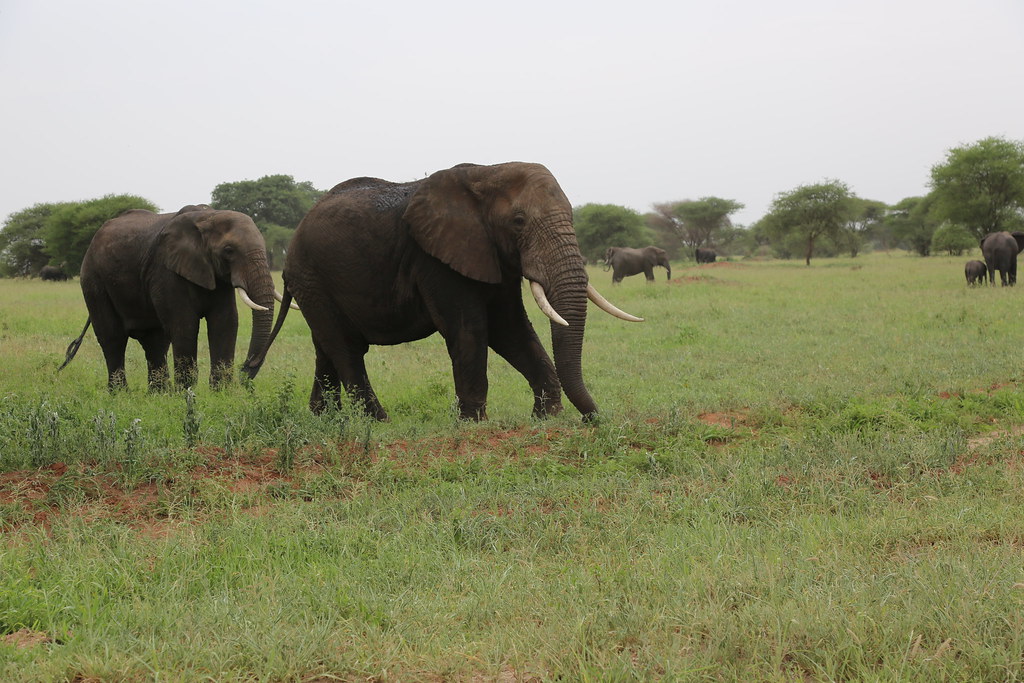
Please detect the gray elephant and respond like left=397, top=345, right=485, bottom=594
left=695, top=248, right=717, bottom=264
left=964, top=260, right=987, bottom=286
left=260, top=162, right=642, bottom=422
left=603, top=246, right=671, bottom=283
left=980, top=231, right=1024, bottom=286
left=38, top=264, right=68, bottom=281
left=60, top=205, right=279, bottom=390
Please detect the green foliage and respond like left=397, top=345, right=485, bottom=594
left=572, top=203, right=653, bottom=263
left=0, top=202, right=74, bottom=277
left=888, top=195, right=941, bottom=256
left=40, top=195, right=158, bottom=276
left=651, top=197, right=744, bottom=254
left=930, top=222, right=977, bottom=256
left=930, top=136, right=1024, bottom=240
left=210, top=174, right=321, bottom=268
left=762, top=180, right=855, bottom=264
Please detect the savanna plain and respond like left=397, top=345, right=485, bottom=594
left=3, top=254, right=1024, bottom=682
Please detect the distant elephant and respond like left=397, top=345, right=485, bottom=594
left=38, top=265, right=68, bottom=281
left=59, top=205, right=280, bottom=390
left=980, top=231, right=1024, bottom=286
left=964, top=260, right=987, bottom=286
left=260, top=162, right=643, bottom=422
left=603, top=246, right=671, bottom=283
left=695, top=248, right=717, bottom=264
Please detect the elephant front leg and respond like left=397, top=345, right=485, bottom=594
left=444, top=332, right=489, bottom=421
left=138, top=331, right=171, bottom=391
left=488, top=312, right=562, bottom=418
left=170, top=320, right=201, bottom=389
left=206, top=308, right=238, bottom=388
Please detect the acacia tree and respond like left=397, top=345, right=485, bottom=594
left=762, top=181, right=854, bottom=265
left=886, top=195, right=940, bottom=256
left=930, top=136, right=1024, bottom=240
left=649, top=197, right=743, bottom=253
left=572, top=203, right=653, bottom=263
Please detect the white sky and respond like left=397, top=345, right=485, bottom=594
left=2, top=0, right=1022, bottom=227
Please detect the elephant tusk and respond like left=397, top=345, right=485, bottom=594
left=587, top=283, right=644, bottom=322
left=530, top=281, right=569, bottom=327
left=238, top=288, right=270, bottom=312
left=275, top=289, right=300, bottom=310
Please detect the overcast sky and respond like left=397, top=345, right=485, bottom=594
left=2, top=0, right=1022, bottom=227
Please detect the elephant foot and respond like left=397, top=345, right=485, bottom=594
left=531, top=393, right=564, bottom=419
left=457, top=400, right=487, bottom=421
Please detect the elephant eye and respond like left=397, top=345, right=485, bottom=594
left=511, top=214, right=527, bottom=227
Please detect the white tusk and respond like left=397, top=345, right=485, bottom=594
left=275, top=289, right=300, bottom=310
left=587, top=283, right=644, bottom=322
left=530, top=281, right=569, bottom=326
left=238, top=288, right=269, bottom=312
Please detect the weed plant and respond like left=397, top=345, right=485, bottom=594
left=3, top=255, right=1024, bottom=680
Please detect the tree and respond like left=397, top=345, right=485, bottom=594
left=649, top=197, right=744, bottom=253
left=41, top=195, right=158, bottom=275
left=930, top=223, right=976, bottom=256
left=761, top=180, right=854, bottom=265
left=210, top=174, right=322, bottom=268
left=930, top=136, right=1024, bottom=240
left=0, top=202, right=72, bottom=277
left=572, top=204, right=653, bottom=263
left=843, top=198, right=888, bottom=257
left=887, top=195, right=940, bottom=256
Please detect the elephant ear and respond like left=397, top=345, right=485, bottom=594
left=1012, top=232, right=1024, bottom=253
left=403, top=168, right=502, bottom=284
left=161, top=212, right=217, bottom=290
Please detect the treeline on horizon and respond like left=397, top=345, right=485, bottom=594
left=2, top=136, right=1023, bottom=278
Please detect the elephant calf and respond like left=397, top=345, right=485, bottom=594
left=695, top=248, right=717, bottom=264
left=964, top=260, right=986, bottom=286
left=603, top=246, right=671, bottom=283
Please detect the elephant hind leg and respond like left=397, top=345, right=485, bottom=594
left=311, top=336, right=387, bottom=420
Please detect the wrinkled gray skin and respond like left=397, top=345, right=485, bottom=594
left=980, top=231, right=1024, bottom=286
left=604, top=246, right=671, bottom=283
left=39, top=265, right=68, bottom=281
left=695, top=248, right=717, bottom=264
left=964, top=260, right=987, bottom=286
left=71, top=206, right=275, bottom=390
left=279, top=162, right=603, bottom=422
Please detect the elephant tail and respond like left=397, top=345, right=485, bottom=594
left=241, top=288, right=294, bottom=377
left=58, top=318, right=92, bottom=372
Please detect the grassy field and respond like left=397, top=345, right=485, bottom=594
left=3, top=252, right=1024, bottom=681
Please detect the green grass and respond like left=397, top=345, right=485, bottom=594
left=3, top=253, right=1024, bottom=680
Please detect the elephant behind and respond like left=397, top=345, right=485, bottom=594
left=266, top=162, right=642, bottom=422
left=60, top=206, right=278, bottom=390
left=964, top=260, right=986, bottom=286
left=980, top=231, right=1024, bottom=286
left=603, top=246, right=671, bottom=284
left=695, top=248, right=717, bottom=264
left=39, top=265, right=68, bottom=281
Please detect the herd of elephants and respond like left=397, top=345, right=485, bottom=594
left=46, top=160, right=1019, bottom=423
left=53, top=161, right=693, bottom=423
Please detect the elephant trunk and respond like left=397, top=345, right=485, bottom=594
left=528, top=220, right=598, bottom=420
left=237, top=250, right=276, bottom=379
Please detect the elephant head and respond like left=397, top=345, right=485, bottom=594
left=161, top=209, right=276, bottom=375
left=401, top=162, right=640, bottom=418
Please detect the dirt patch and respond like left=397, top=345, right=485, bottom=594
left=2, top=629, right=58, bottom=649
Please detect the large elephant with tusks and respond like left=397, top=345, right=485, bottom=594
left=260, top=162, right=643, bottom=422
